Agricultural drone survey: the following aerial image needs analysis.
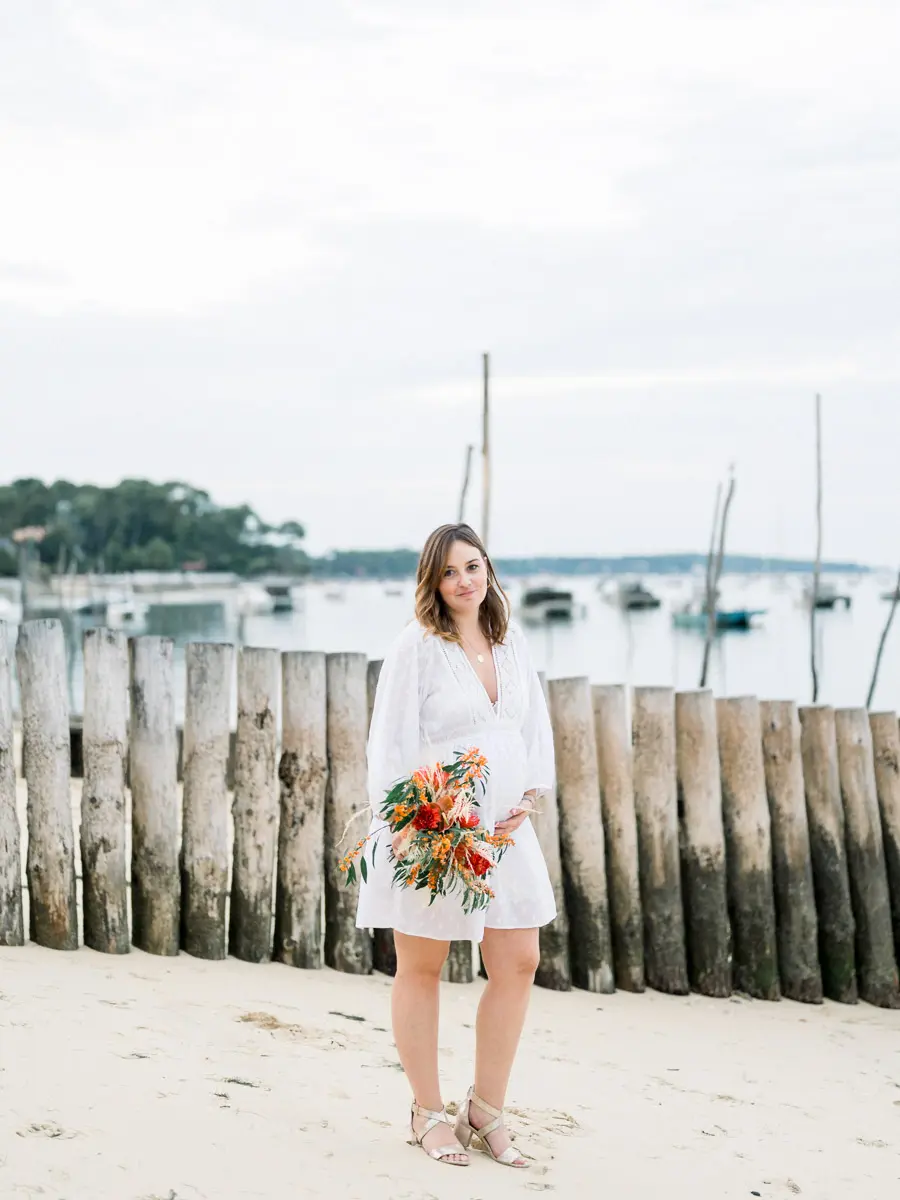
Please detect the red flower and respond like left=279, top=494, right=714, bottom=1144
left=458, top=813, right=480, bottom=829
left=467, top=851, right=492, bottom=877
left=412, top=804, right=443, bottom=831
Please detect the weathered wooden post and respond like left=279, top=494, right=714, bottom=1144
left=16, top=619, right=77, bottom=950
left=799, top=705, right=857, bottom=1002
left=870, top=712, right=900, bottom=958
left=632, top=687, right=688, bottom=994
left=274, top=651, right=328, bottom=969
left=548, top=677, right=614, bottom=993
left=81, top=628, right=130, bottom=954
left=592, top=684, right=642, bottom=992
left=759, top=700, right=822, bottom=1002
left=0, top=623, right=23, bottom=946
left=180, top=642, right=233, bottom=959
left=230, top=647, right=279, bottom=963
left=324, top=653, right=373, bottom=974
left=716, top=697, right=780, bottom=999
left=834, top=709, right=899, bottom=1007
left=533, top=674, right=571, bottom=992
left=130, top=636, right=180, bottom=956
left=365, top=657, right=397, bottom=977
left=675, top=689, right=730, bottom=997
left=443, top=940, right=474, bottom=984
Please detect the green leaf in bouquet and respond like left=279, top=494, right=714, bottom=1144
left=360, top=856, right=368, bottom=883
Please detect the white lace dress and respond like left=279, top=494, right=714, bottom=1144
left=355, top=618, right=558, bottom=942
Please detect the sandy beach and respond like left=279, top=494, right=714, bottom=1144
left=1, top=941, right=898, bottom=1200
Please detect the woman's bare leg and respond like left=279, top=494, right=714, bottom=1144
left=392, top=931, right=468, bottom=1163
left=471, top=926, right=540, bottom=1162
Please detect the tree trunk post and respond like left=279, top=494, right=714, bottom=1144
left=716, top=697, right=780, bottom=999
left=548, top=677, right=614, bottom=992
left=275, top=651, right=328, bottom=969
left=324, top=653, right=373, bottom=974
left=799, top=705, right=858, bottom=1002
left=759, top=700, right=823, bottom=1002
left=230, top=647, right=279, bottom=963
left=632, top=687, right=689, bottom=994
left=16, top=619, right=77, bottom=950
left=592, top=684, right=642, bottom=992
left=532, top=674, right=572, bottom=992
left=0, top=622, right=24, bottom=946
left=365, top=658, right=397, bottom=977
left=675, top=689, right=731, bottom=997
left=834, top=708, right=899, bottom=1007
left=81, top=628, right=130, bottom=954
left=129, top=636, right=180, bottom=956
left=180, top=642, right=233, bottom=960
left=869, top=712, right=900, bottom=962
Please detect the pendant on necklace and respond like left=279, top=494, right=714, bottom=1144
left=476, top=653, right=485, bottom=664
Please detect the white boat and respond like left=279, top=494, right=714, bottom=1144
left=236, top=581, right=276, bottom=616
left=104, top=590, right=150, bottom=627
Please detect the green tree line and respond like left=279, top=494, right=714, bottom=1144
left=0, top=478, right=308, bottom=577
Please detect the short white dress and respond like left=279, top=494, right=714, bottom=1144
left=355, top=617, right=558, bottom=942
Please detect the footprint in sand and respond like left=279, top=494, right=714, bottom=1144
left=237, top=1010, right=358, bottom=1051
left=16, top=1121, right=79, bottom=1140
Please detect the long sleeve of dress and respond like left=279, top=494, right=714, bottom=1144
left=512, top=623, right=556, bottom=794
left=366, top=622, right=423, bottom=815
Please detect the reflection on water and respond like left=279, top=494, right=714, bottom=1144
left=19, top=573, right=900, bottom=719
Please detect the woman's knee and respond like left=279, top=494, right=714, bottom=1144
left=482, top=937, right=540, bottom=983
left=394, top=933, right=449, bottom=980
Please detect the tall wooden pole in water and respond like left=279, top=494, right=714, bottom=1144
left=700, top=469, right=735, bottom=689
left=481, top=353, right=490, bottom=548
left=811, top=394, right=823, bottom=702
left=458, top=444, right=474, bottom=524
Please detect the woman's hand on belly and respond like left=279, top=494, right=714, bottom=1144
left=494, top=796, right=536, bottom=837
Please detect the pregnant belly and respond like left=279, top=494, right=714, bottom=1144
left=421, top=728, right=527, bottom=829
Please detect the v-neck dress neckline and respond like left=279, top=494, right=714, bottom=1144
left=457, top=641, right=501, bottom=712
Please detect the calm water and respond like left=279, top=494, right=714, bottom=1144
left=49, top=571, right=900, bottom=720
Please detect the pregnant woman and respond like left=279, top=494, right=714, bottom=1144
left=356, top=522, right=557, bottom=1169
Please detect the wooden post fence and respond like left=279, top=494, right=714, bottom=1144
left=759, top=700, right=822, bottom=1003
left=130, top=636, right=180, bottom=956
left=869, top=712, right=900, bottom=961
left=81, top=628, right=130, bottom=954
left=0, top=622, right=23, bottom=946
left=834, top=708, right=899, bottom=1008
left=8, top=622, right=900, bottom=1014
left=717, top=696, right=780, bottom=1000
left=632, top=687, right=689, bottom=994
left=549, top=677, right=614, bottom=993
left=592, top=684, right=642, bottom=992
left=275, top=651, right=328, bottom=969
left=181, top=642, right=233, bottom=960
left=324, top=653, right=373, bottom=975
left=799, top=705, right=858, bottom=1002
left=230, top=647, right=279, bottom=963
left=365, top=658, right=397, bottom=978
left=533, top=674, right=571, bottom=991
left=17, top=619, right=77, bottom=950
left=675, top=689, right=730, bottom=997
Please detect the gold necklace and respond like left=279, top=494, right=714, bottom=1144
left=460, top=632, right=489, bottom=664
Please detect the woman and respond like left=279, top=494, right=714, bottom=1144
left=356, top=522, right=557, bottom=1169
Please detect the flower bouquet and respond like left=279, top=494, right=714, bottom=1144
left=340, top=748, right=512, bottom=914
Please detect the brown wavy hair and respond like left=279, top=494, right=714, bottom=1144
left=415, top=523, right=510, bottom=644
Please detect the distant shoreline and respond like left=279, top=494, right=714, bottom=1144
left=306, top=551, right=872, bottom=580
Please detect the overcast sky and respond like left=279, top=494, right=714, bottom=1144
left=2, top=1, right=899, bottom=562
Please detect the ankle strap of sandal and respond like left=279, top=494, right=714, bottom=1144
left=468, top=1088, right=503, bottom=1121
left=412, top=1101, right=448, bottom=1126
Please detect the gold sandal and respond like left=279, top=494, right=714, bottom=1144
left=454, top=1086, right=529, bottom=1168
left=407, top=1101, right=470, bottom=1166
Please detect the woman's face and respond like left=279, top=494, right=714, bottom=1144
left=437, top=540, right=488, bottom=619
